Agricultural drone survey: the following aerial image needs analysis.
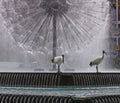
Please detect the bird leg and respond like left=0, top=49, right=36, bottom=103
left=58, top=65, right=61, bottom=73
left=96, top=65, right=99, bottom=73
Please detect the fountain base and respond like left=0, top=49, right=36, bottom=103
left=0, top=72, right=120, bottom=87
left=0, top=93, right=119, bottom=103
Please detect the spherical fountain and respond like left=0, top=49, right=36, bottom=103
left=0, top=1, right=120, bottom=103
left=0, top=0, right=109, bottom=71
left=0, top=0, right=119, bottom=87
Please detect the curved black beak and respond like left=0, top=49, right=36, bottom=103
left=104, top=52, right=107, bottom=55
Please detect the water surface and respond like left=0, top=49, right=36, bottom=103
left=0, top=86, right=120, bottom=97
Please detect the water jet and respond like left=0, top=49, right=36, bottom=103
left=0, top=2, right=120, bottom=103
left=0, top=0, right=110, bottom=71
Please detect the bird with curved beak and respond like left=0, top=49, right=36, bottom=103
left=89, top=50, right=107, bottom=73
left=51, top=55, right=64, bottom=73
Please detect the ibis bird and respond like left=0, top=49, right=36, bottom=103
left=51, top=55, right=64, bottom=73
left=89, top=50, right=107, bottom=73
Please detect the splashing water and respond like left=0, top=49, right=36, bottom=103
left=0, top=0, right=110, bottom=72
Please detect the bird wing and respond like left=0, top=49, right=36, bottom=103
left=91, top=56, right=103, bottom=65
left=54, top=56, right=62, bottom=64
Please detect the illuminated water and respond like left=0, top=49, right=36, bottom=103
left=0, top=86, right=120, bottom=97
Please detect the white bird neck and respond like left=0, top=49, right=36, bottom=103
left=102, top=53, right=105, bottom=58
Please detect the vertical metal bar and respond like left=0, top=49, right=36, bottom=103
left=53, top=14, right=57, bottom=70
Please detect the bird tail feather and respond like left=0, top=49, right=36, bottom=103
left=89, top=62, right=92, bottom=66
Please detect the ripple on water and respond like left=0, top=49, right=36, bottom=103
left=0, top=86, right=120, bottom=97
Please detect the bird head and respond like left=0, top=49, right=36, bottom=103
left=89, top=62, right=92, bottom=66
left=51, top=59, right=54, bottom=63
left=102, top=50, right=107, bottom=55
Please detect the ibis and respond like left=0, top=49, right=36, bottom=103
left=51, top=55, right=64, bottom=73
left=89, top=50, right=107, bottom=73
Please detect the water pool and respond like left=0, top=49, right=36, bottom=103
left=0, top=86, right=120, bottom=97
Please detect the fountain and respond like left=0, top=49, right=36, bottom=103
left=0, top=0, right=118, bottom=86
left=0, top=0, right=120, bottom=103
left=0, top=94, right=120, bottom=103
left=0, top=0, right=119, bottom=87
left=0, top=0, right=109, bottom=71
